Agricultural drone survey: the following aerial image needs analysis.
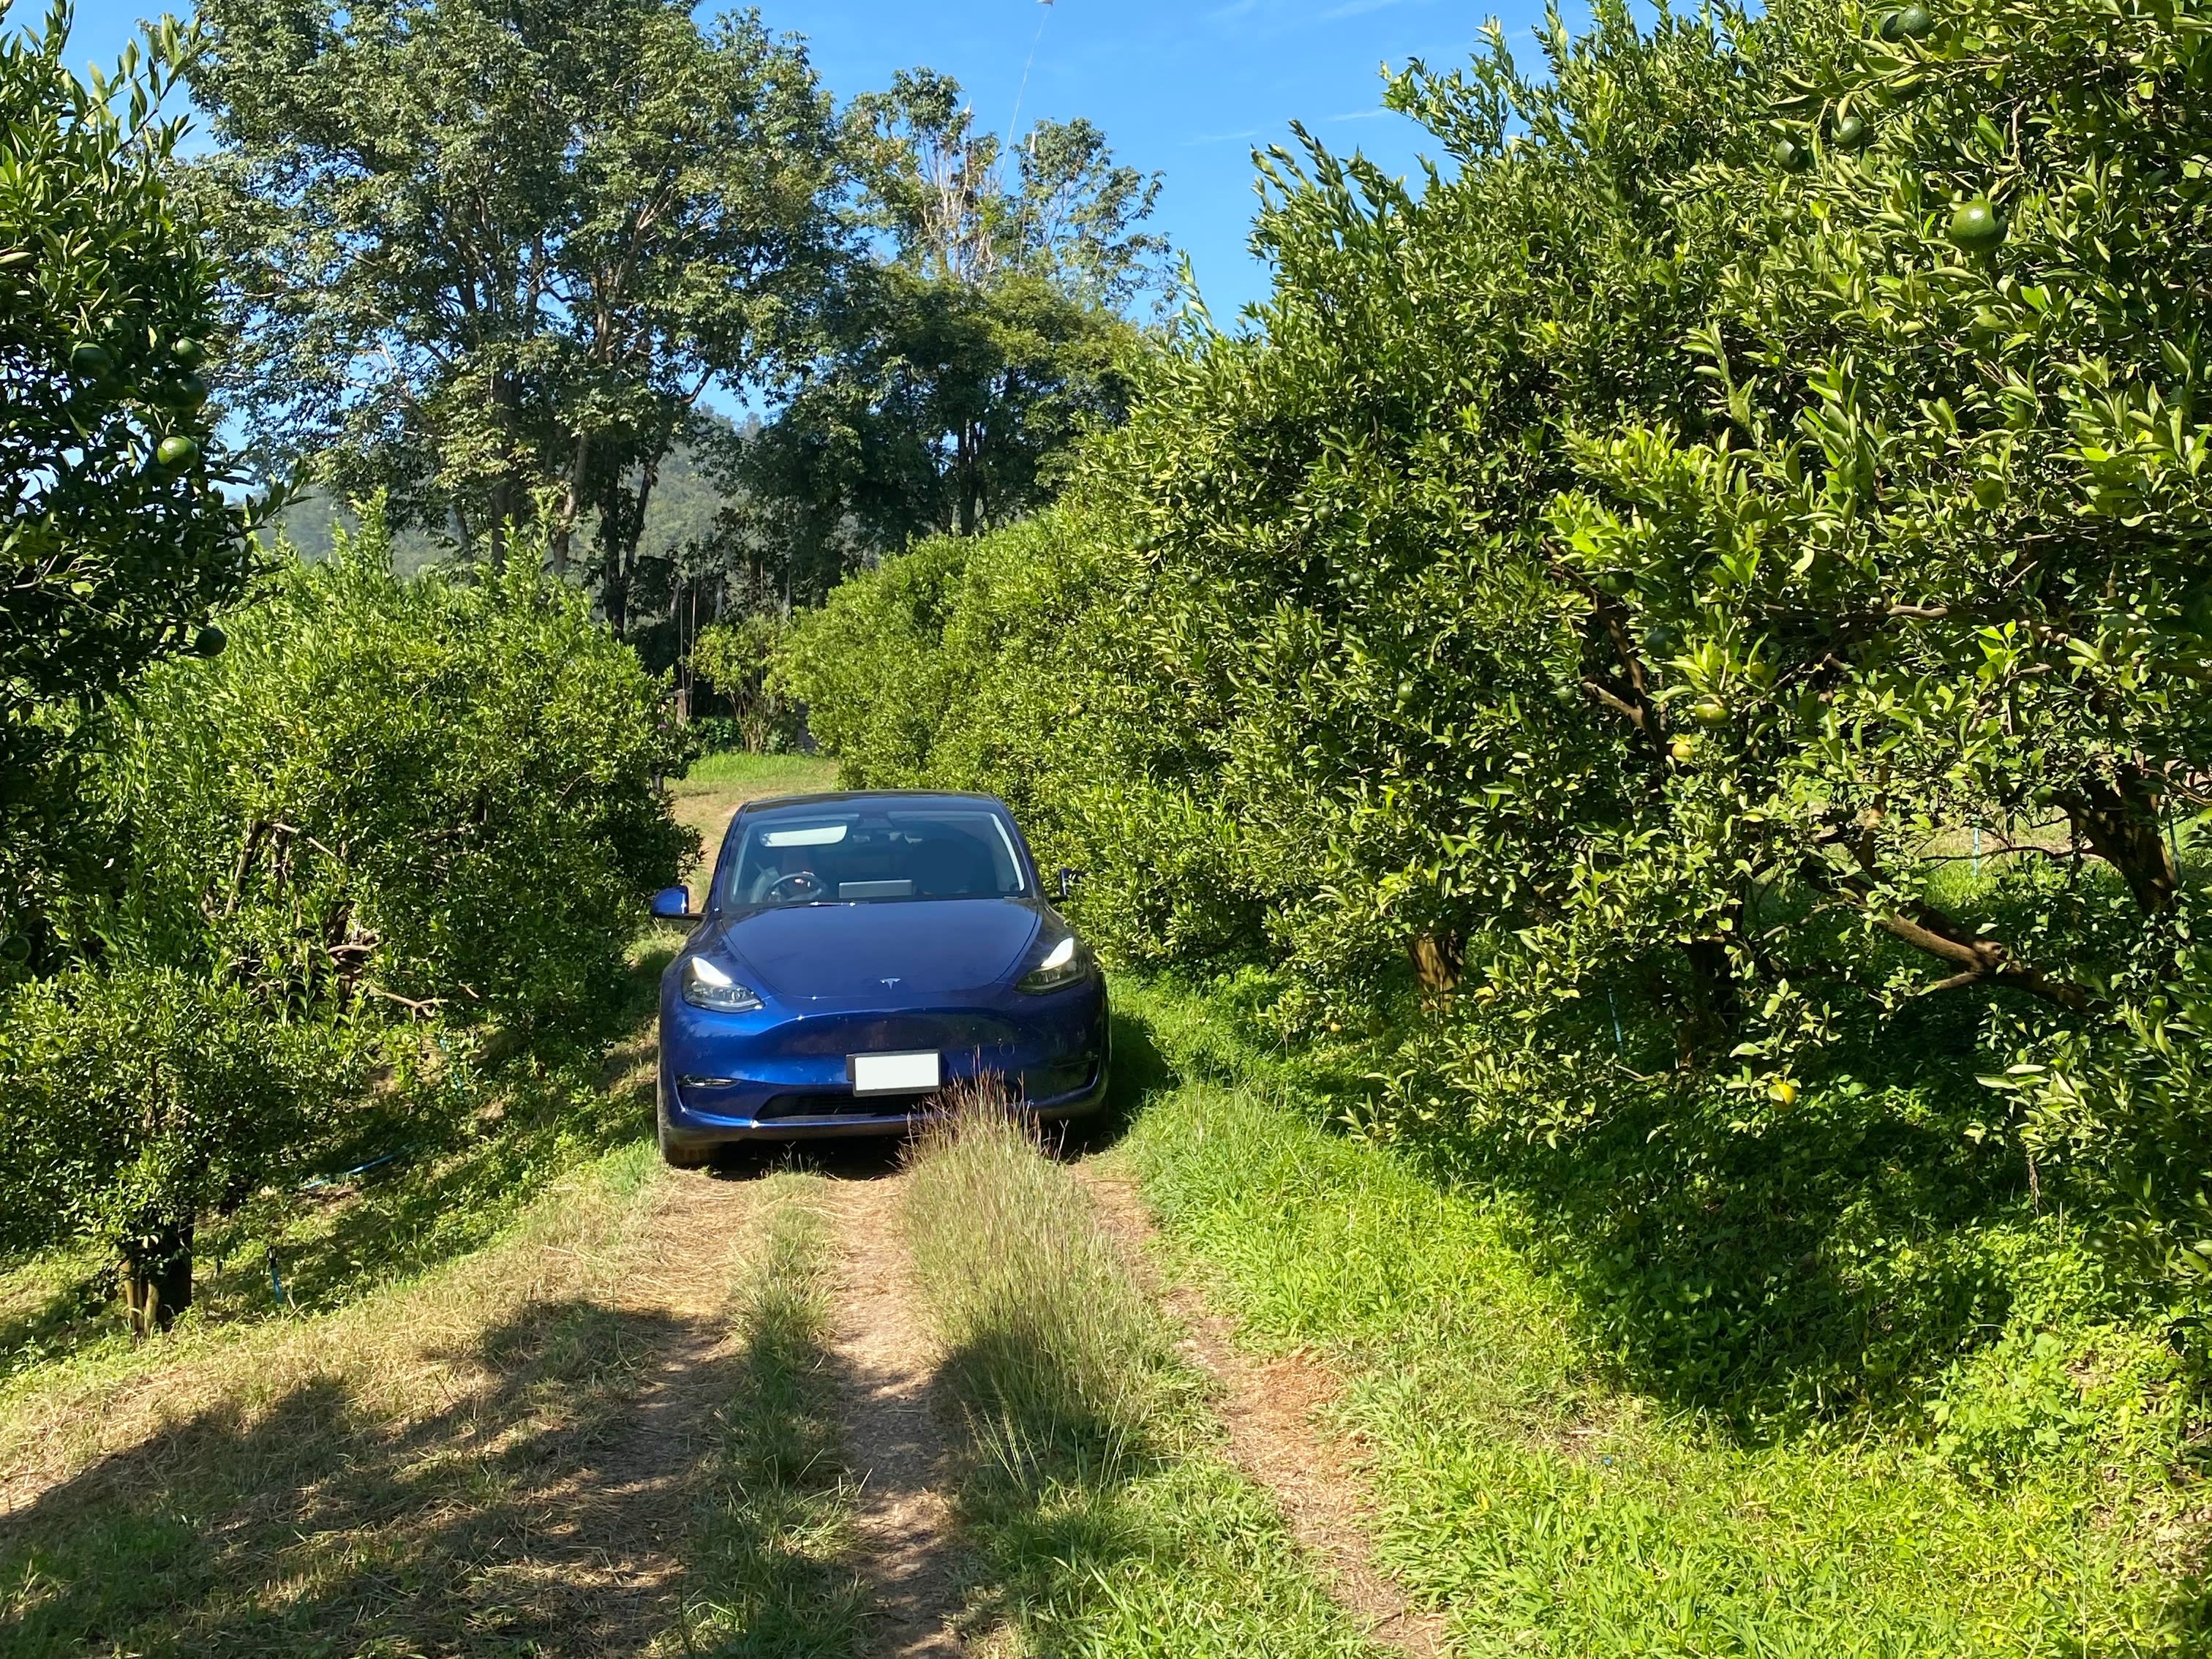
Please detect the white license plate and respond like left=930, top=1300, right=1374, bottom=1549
left=850, top=1051, right=941, bottom=1096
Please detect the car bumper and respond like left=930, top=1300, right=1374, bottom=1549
left=657, top=982, right=1110, bottom=1146
left=658, top=1063, right=1109, bottom=1146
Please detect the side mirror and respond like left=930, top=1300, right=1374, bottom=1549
left=650, top=886, right=696, bottom=922
left=1057, top=868, right=1086, bottom=903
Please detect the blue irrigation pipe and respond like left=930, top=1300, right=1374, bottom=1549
left=296, top=1149, right=409, bottom=1193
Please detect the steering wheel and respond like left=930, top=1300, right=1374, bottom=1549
left=766, top=870, right=825, bottom=903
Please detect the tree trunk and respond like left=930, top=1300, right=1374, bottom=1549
left=2061, top=765, right=2179, bottom=914
left=958, top=420, right=979, bottom=536
left=121, top=1216, right=195, bottom=1336
left=1408, top=931, right=1463, bottom=996
left=550, top=430, right=591, bottom=578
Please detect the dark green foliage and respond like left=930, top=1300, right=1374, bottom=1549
left=786, top=0, right=2212, bottom=1463
left=0, top=7, right=255, bottom=956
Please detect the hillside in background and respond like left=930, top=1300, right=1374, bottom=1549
left=268, top=431, right=743, bottom=582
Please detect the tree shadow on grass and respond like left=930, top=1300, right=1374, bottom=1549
left=1407, top=986, right=2054, bottom=1436
left=0, top=1282, right=857, bottom=1658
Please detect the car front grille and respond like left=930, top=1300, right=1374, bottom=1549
left=770, top=1013, right=1024, bottom=1058
left=756, top=1091, right=935, bottom=1121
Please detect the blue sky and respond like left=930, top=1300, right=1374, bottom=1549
left=53, top=0, right=1557, bottom=321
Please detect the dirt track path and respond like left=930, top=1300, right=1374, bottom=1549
left=502, top=1168, right=760, bottom=1651
left=1078, top=1168, right=1451, bottom=1659
left=823, top=1170, right=967, bottom=1658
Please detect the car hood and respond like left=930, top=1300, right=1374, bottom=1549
left=709, top=898, right=1045, bottom=1004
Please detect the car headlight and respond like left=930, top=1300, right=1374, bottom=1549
left=682, top=955, right=763, bottom=1013
left=1018, top=932, right=1091, bottom=995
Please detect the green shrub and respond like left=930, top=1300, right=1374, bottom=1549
left=688, top=613, right=806, bottom=754
left=0, top=963, right=356, bottom=1331
left=111, top=508, right=696, bottom=1034
left=0, top=509, right=693, bottom=1331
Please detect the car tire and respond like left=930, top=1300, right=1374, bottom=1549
left=657, top=1089, right=714, bottom=1171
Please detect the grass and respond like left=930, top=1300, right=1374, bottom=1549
left=0, top=1156, right=878, bottom=1658
left=1107, top=977, right=2211, bottom=1658
left=0, top=1139, right=670, bottom=1655
left=677, top=749, right=838, bottom=799
left=900, top=1088, right=1388, bottom=1658
left=658, top=1177, right=869, bottom=1658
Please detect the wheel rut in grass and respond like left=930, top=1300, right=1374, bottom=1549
left=330, top=1164, right=767, bottom=1655
left=513, top=1168, right=761, bottom=1649
left=823, top=1170, right=967, bottom=1658
left=1077, top=1167, right=1452, bottom=1659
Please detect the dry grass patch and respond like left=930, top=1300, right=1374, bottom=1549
left=0, top=1146, right=791, bottom=1656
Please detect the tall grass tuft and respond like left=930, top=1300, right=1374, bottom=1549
left=902, top=1081, right=1174, bottom=1486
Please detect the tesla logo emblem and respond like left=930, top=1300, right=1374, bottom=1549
left=881, top=977, right=901, bottom=988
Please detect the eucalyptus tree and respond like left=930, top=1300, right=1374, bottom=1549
left=744, top=69, right=1167, bottom=576
left=0, top=6, right=249, bottom=963
left=189, top=0, right=842, bottom=602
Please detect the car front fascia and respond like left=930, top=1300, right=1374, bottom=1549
left=656, top=912, right=1107, bottom=1145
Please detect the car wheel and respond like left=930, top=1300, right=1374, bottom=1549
left=658, top=1095, right=713, bottom=1171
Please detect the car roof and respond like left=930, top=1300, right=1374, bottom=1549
left=734, top=789, right=1013, bottom=815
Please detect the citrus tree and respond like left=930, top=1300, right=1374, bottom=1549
left=788, top=0, right=2212, bottom=1440
left=0, top=511, right=694, bottom=1330
left=0, top=5, right=251, bottom=966
left=688, top=612, right=802, bottom=753
left=113, top=511, right=697, bottom=1032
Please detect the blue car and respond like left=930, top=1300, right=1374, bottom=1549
left=650, top=790, right=1109, bottom=1164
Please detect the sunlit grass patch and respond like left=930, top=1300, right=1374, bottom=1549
left=1112, top=978, right=2211, bottom=1658
left=677, top=749, right=837, bottom=798
left=900, top=1084, right=1384, bottom=1658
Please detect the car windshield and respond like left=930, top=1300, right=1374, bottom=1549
left=726, top=805, right=1028, bottom=908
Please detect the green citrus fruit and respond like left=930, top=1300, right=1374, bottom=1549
left=170, top=337, right=205, bottom=369
left=1772, top=138, right=1812, bottom=173
left=1972, top=477, right=2006, bottom=510
left=192, top=623, right=228, bottom=659
left=1878, top=10, right=1905, bottom=39
left=1769, top=1078, right=1800, bottom=1106
left=1833, top=113, right=1870, bottom=149
left=1950, top=198, right=2006, bottom=252
left=0, top=933, right=30, bottom=966
left=167, top=373, right=209, bottom=408
left=1895, top=3, right=1934, bottom=37
left=1693, top=698, right=1728, bottom=724
left=156, top=435, right=200, bottom=471
left=1670, top=735, right=1699, bottom=762
left=69, top=343, right=112, bottom=379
